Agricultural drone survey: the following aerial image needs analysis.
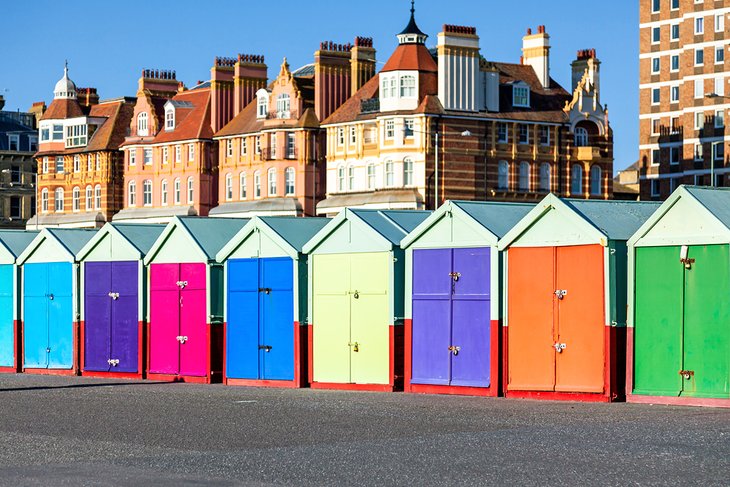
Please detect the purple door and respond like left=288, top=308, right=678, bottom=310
left=411, top=247, right=491, bottom=388
left=84, top=262, right=112, bottom=372
left=110, top=261, right=139, bottom=373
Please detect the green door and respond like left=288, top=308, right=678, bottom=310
left=683, top=245, right=730, bottom=398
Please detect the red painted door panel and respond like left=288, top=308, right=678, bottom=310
left=179, top=264, right=207, bottom=377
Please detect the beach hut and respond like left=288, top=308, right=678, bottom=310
left=497, top=195, right=659, bottom=402
left=216, top=216, right=330, bottom=387
left=0, top=230, right=38, bottom=373
left=302, top=209, right=431, bottom=391
left=16, top=228, right=97, bottom=374
left=628, top=185, right=730, bottom=407
left=143, top=216, right=247, bottom=383
left=400, top=201, right=533, bottom=396
left=75, top=223, right=165, bottom=379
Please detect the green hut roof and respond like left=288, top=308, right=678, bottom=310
left=46, top=228, right=98, bottom=256
left=0, top=230, right=39, bottom=259
left=352, top=209, right=431, bottom=245
left=452, top=201, right=535, bottom=239
left=177, top=217, right=248, bottom=259
left=683, top=186, right=730, bottom=228
left=111, top=223, right=166, bottom=255
left=561, top=200, right=662, bottom=241
left=260, top=217, right=331, bottom=252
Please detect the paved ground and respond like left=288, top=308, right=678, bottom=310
left=0, top=375, right=727, bottom=486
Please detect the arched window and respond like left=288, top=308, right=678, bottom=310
left=403, top=158, right=414, bottom=187
left=497, top=161, right=509, bottom=189
left=165, top=108, right=175, bottom=131
left=137, top=112, right=148, bottom=136
left=85, top=185, right=92, bottom=209
left=539, top=163, right=551, bottom=192
left=128, top=181, right=136, bottom=207
left=384, top=160, right=394, bottom=187
left=161, top=179, right=168, bottom=206
left=72, top=187, right=80, bottom=212
left=257, top=96, right=268, bottom=118
left=268, top=168, right=277, bottom=196
left=348, top=165, right=355, bottom=190
left=54, top=188, right=64, bottom=212
left=187, top=177, right=194, bottom=204
left=276, top=94, right=290, bottom=118
left=239, top=172, right=247, bottom=200
left=400, top=75, right=416, bottom=97
left=41, top=188, right=49, bottom=213
left=590, top=165, right=602, bottom=196
left=94, top=184, right=102, bottom=209
left=254, top=171, right=261, bottom=198
left=285, top=167, right=295, bottom=195
left=367, top=163, right=376, bottom=189
left=143, top=180, right=152, bottom=206
left=571, top=164, right=584, bottom=195
left=174, top=178, right=181, bottom=204
left=225, top=173, right=233, bottom=201
left=337, top=165, right=345, bottom=191
left=519, top=162, right=530, bottom=191
left=574, top=127, right=589, bottom=147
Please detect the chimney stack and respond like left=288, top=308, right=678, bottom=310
left=233, top=54, right=268, bottom=116
left=76, top=87, right=99, bottom=108
left=350, top=37, right=376, bottom=94
left=314, top=40, right=353, bottom=121
left=29, top=101, right=46, bottom=126
left=521, top=25, right=551, bottom=89
left=571, top=48, right=601, bottom=101
left=211, top=56, right=236, bottom=133
left=437, top=24, right=481, bottom=112
left=138, top=68, right=180, bottom=98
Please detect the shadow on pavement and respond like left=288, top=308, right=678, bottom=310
left=0, top=381, right=177, bottom=393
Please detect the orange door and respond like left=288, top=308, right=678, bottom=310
left=507, top=247, right=555, bottom=391
left=555, top=245, right=605, bottom=393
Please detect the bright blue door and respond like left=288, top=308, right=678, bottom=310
left=47, top=262, right=73, bottom=369
left=226, top=258, right=260, bottom=379
left=261, top=258, right=294, bottom=381
left=23, top=263, right=49, bottom=368
left=0, top=265, right=15, bottom=367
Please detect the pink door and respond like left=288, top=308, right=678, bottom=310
left=149, top=264, right=182, bottom=374
left=178, top=264, right=207, bottom=377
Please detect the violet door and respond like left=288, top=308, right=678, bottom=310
left=84, top=262, right=113, bottom=372
left=110, top=261, right=139, bottom=373
left=178, top=263, right=207, bottom=377
left=450, top=248, right=491, bottom=387
left=411, top=249, right=452, bottom=385
left=149, top=264, right=181, bottom=375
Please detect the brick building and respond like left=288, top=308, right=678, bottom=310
left=639, top=0, right=729, bottom=199
left=31, top=65, right=134, bottom=228
left=317, top=6, right=613, bottom=215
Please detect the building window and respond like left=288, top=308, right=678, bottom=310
left=257, top=96, right=268, bottom=118
left=239, top=172, right=247, bottom=200
left=174, top=178, right=181, bottom=204
left=8, top=134, right=19, bottom=151
left=165, top=109, right=174, bottom=131
left=716, top=13, right=725, bottom=32
left=670, top=85, right=679, bottom=103
left=41, top=189, right=48, bottom=213
left=694, top=143, right=704, bottom=161
left=539, top=126, right=550, bottom=145
left=715, top=77, right=725, bottom=97
left=55, top=156, right=64, bottom=174
left=349, top=126, right=357, bottom=146
left=143, top=149, right=152, bottom=165
left=652, top=148, right=661, bottom=165
left=72, top=187, right=80, bottom=212
left=163, top=146, right=169, bottom=164
left=670, top=55, right=679, bottom=72
left=87, top=155, right=93, bottom=172
left=518, top=162, right=530, bottom=191
left=518, top=124, right=529, bottom=144
left=348, top=165, right=355, bottom=190
left=695, top=48, right=704, bottom=66
left=716, top=47, right=724, bottom=64
left=175, top=145, right=181, bottom=163
left=497, top=123, right=508, bottom=143
left=225, top=173, right=233, bottom=200
left=385, top=120, right=395, bottom=139
left=670, top=23, right=679, bottom=41
left=128, top=181, right=136, bottom=207
left=716, top=110, right=725, bottom=128
left=367, top=163, right=376, bottom=189
left=140, top=180, right=151, bottom=206
left=403, top=158, right=413, bottom=187
left=651, top=179, right=660, bottom=198
left=94, top=184, right=101, bottom=209
left=589, top=165, right=602, bottom=196
left=695, top=17, right=704, bottom=35
left=513, top=85, right=530, bottom=107
left=652, top=0, right=660, bottom=12
left=337, top=165, right=345, bottom=191
left=270, top=133, right=277, bottom=159
left=42, top=157, right=48, bottom=174
left=10, top=196, right=21, bottom=219
left=85, top=185, right=92, bottom=209
left=73, top=155, right=80, bottom=173
left=267, top=168, right=277, bottom=195
left=276, top=94, right=290, bottom=118
left=670, top=146, right=680, bottom=165
left=539, top=163, right=551, bottom=192
left=255, top=136, right=261, bottom=155
left=671, top=0, right=679, bottom=9
left=652, top=88, right=661, bottom=105
left=187, top=177, right=194, bottom=204
left=54, top=188, right=64, bottom=212
left=52, top=124, right=63, bottom=141
left=137, top=112, right=148, bottom=136
left=571, top=164, right=583, bottom=195
left=161, top=179, right=168, bottom=206
left=188, top=144, right=194, bottom=161
left=65, top=124, right=87, bottom=147
left=129, top=150, right=136, bottom=166
left=385, top=160, right=394, bottom=187
left=574, top=127, right=589, bottom=147
left=380, top=77, right=389, bottom=99
left=695, top=79, right=704, bottom=99
left=389, top=77, right=397, bottom=98
left=652, top=27, right=661, bottom=44
left=364, top=125, right=377, bottom=144
left=41, top=126, right=50, bottom=141
left=337, top=128, right=345, bottom=147
left=285, top=167, right=295, bottom=195
left=286, top=132, right=296, bottom=158
left=713, top=142, right=725, bottom=161
left=226, top=139, right=233, bottom=158
left=254, top=171, right=261, bottom=198
left=9, top=165, right=20, bottom=184
left=404, top=119, right=414, bottom=138
left=241, top=138, right=247, bottom=156
left=651, top=57, right=660, bottom=74
left=400, top=75, right=416, bottom=97
left=651, top=118, right=660, bottom=135
left=498, top=160, right=509, bottom=189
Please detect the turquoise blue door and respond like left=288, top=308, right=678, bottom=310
left=0, top=265, right=14, bottom=367
left=226, top=257, right=294, bottom=380
left=23, top=262, right=73, bottom=369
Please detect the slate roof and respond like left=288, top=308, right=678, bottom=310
left=46, top=228, right=97, bottom=255
left=684, top=186, right=730, bottom=229
left=0, top=230, right=39, bottom=259
left=562, top=199, right=662, bottom=241
left=351, top=209, right=431, bottom=245
left=177, top=217, right=248, bottom=259
left=261, top=217, right=330, bottom=252
left=112, top=223, right=165, bottom=255
left=453, top=201, right=535, bottom=239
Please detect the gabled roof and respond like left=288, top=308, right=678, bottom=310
left=381, top=44, right=438, bottom=73
left=214, top=99, right=259, bottom=137
left=322, top=75, right=380, bottom=125
left=17, top=228, right=97, bottom=265
left=86, top=99, right=135, bottom=151
left=76, top=222, right=165, bottom=261
left=302, top=208, right=431, bottom=254
left=0, top=230, right=39, bottom=262
left=151, top=88, right=213, bottom=143
left=41, top=97, right=84, bottom=120
left=498, top=194, right=661, bottom=250
left=216, top=216, right=330, bottom=262
left=402, top=200, right=534, bottom=248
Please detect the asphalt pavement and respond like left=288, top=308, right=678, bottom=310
left=0, top=374, right=727, bottom=486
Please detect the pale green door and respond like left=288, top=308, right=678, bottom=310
left=312, top=254, right=351, bottom=383
left=350, top=253, right=390, bottom=385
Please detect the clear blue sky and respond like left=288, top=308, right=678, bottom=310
left=2, top=0, right=637, bottom=172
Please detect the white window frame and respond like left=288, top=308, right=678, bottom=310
left=73, top=155, right=80, bottom=173
left=175, top=145, right=181, bottom=163
left=257, top=96, right=268, bottom=118
left=695, top=112, right=705, bottom=129
left=652, top=87, right=661, bottom=105
left=399, top=75, right=416, bottom=98
left=94, top=184, right=101, bottom=210
left=129, top=150, right=136, bottom=166
left=165, top=109, right=174, bottom=131
left=670, top=146, right=680, bottom=165
left=276, top=94, right=290, bottom=119
left=695, top=48, right=704, bottom=66
left=651, top=0, right=660, bottom=13
left=137, top=112, right=148, bottom=136
left=497, top=123, right=508, bottom=143
left=42, top=157, right=49, bottom=174
left=518, top=124, right=529, bottom=144
left=384, top=160, right=394, bottom=187
left=715, top=77, right=725, bottom=97
left=589, top=165, right=602, bottom=196
left=54, top=188, right=64, bottom=212
left=403, top=158, right=413, bottom=187
left=385, top=120, right=395, bottom=139
left=570, top=164, right=583, bottom=195
left=95, top=154, right=101, bottom=171
left=695, top=79, right=704, bottom=99
left=143, top=148, right=152, bottom=165
left=539, top=162, right=551, bottom=192
left=539, top=126, right=550, bottom=146
left=286, top=132, right=295, bottom=159
left=162, top=146, right=169, bottom=164
left=695, top=17, right=704, bottom=35
left=715, top=46, right=724, bottom=65
left=670, top=85, right=680, bottom=103
left=653, top=26, right=661, bottom=44
left=187, top=177, right=194, bottom=204
left=41, top=188, right=49, bottom=213
left=267, top=168, right=277, bottom=196
left=349, top=126, right=357, bottom=145
left=518, top=162, right=530, bottom=191
left=651, top=118, right=661, bottom=135
left=651, top=57, right=660, bottom=75
left=241, top=138, right=248, bottom=157
left=367, top=163, right=376, bottom=190
left=716, top=13, right=725, bottom=32
left=348, top=165, right=355, bottom=190
left=713, top=141, right=725, bottom=161
left=72, top=187, right=80, bottom=212
left=85, top=186, right=92, bottom=209
left=670, top=54, right=679, bottom=72
left=254, top=171, right=261, bottom=198
left=512, top=85, right=530, bottom=107
left=161, top=179, right=168, bottom=206
left=270, top=133, right=277, bottom=159
left=239, top=172, right=247, bottom=200
left=716, top=110, right=725, bottom=128
left=226, top=139, right=233, bottom=158
left=337, top=128, right=345, bottom=147
left=188, top=144, right=195, bottom=162
left=694, top=143, right=704, bottom=161
left=174, top=178, right=181, bottom=204
left=652, top=148, right=661, bottom=165
left=128, top=181, right=136, bottom=207
left=651, top=179, right=661, bottom=198
left=285, top=167, right=295, bottom=195
left=142, top=180, right=152, bottom=207
left=337, top=165, right=345, bottom=191
left=55, top=156, right=64, bottom=174
left=670, top=23, right=679, bottom=41
left=225, top=173, right=233, bottom=201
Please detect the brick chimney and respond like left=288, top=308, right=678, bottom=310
left=210, top=56, right=236, bottom=133
left=438, top=24, right=481, bottom=112
left=314, top=41, right=353, bottom=121
left=76, top=87, right=99, bottom=108
left=29, top=101, right=46, bottom=126
left=233, top=54, right=267, bottom=116
left=571, top=48, right=601, bottom=100
left=138, top=69, right=180, bottom=98
left=350, top=36, right=376, bottom=94
left=521, top=25, right=551, bottom=88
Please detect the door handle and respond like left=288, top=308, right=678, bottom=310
left=679, top=370, right=694, bottom=380
left=176, top=335, right=188, bottom=344
left=554, top=289, right=567, bottom=300
left=448, top=272, right=461, bottom=282
left=258, top=345, right=272, bottom=352
left=448, top=345, right=460, bottom=356
left=107, top=359, right=120, bottom=366
left=348, top=342, right=359, bottom=352
left=108, top=292, right=120, bottom=300
left=176, top=280, right=188, bottom=289
left=258, top=287, right=272, bottom=294
left=553, top=342, right=566, bottom=353
left=48, top=293, right=54, bottom=300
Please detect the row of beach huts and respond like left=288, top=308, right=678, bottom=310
left=0, top=185, right=727, bottom=407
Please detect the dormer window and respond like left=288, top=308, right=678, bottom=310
left=65, top=124, right=87, bottom=148
left=512, top=84, right=530, bottom=108
left=257, top=92, right=269, bottom=119
left=137, top=112, right=149, bottom=136
left=165, top=109, right=175, bottom=131
left=276, top=94, right=290, bottom=119
left=400, top=75, right=416, bottom=97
